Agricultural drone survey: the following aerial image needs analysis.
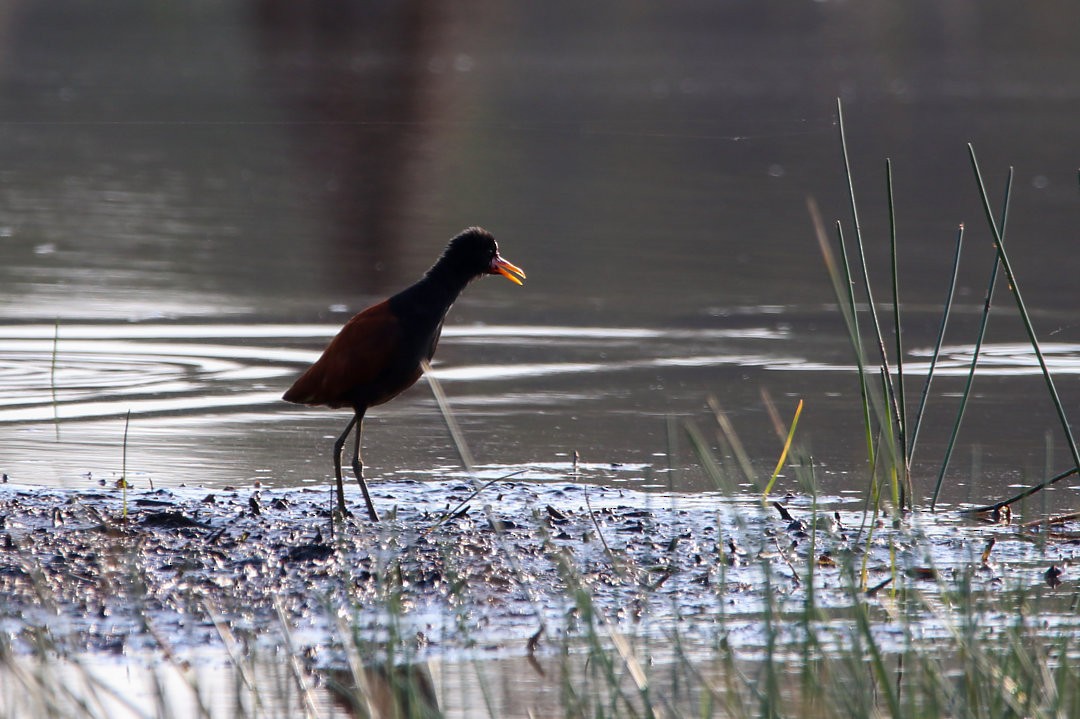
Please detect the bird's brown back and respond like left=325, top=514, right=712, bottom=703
left=282, top=300, right=425, bottom=410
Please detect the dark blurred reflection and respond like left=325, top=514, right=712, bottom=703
left=323, top=662, right=442, bottom=719
left=251, top=0, right=440, bottom=296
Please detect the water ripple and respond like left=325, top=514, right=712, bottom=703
left=0, top=322, right=790, bottom=425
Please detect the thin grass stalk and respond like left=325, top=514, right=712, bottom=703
left=909, top=224, right=964, bottom=461
left=467, top=660, right=501, bottom=719
left=272, top=597, right=320, bottom=719
left=856, top=431, right=886, bottom=590
left=931, top=169, right=1012, bottom=510
left=962, top=466, right=1079, bottom=514
left=879, top=369, right=902, bottom=515
left=837, top=98, right=904, bottom=459
left=4, top=650, right=155, bottom=719
left=969, top=144, right=1080, bottom=477
left=862, top=359, right=905, bottom=506
left=799, top=478, right=826, bottom=714
left=683, top=419, right=728, bottom=491
left=886, top=158, right=911, bottom=507
left=604, top=622, right=655, bottom=717
left=807, top=197, right=877, bottom=469
left=851, top=589, right=902, bottom=717
left=872, top=367, right=907, bottom=524
left=422, top=470, right=526, bottom=535
left=761, top=399, right=803, bottom=502
left=663, top=636, right=731, bottom=718
left=837, top=222, right=876, bottom=470
left=420, top=360, right=475, bottom=473
left=807, top=198, right=857, bottom=349
left=758, top=387, right=785, bottom=440
left=582, top=482, right=624, bottom=579
left=204, top=601, right=265, bottom=717
left=706, top=397, right=757, bottom=486
left=566, top=580, right=644, bottom=719
left=121, top=409, right=130, bottom=519
left=853, top=203, right=904, bottom=468
left=756, top=569, right=781, bottom=719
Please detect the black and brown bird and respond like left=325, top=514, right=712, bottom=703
left=283, top=227, right=525, bottom=522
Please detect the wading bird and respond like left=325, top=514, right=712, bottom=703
left=283, top=227, right=526, bottom=522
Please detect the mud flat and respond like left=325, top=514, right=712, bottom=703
left=0, top=478, right=1069, bottom=668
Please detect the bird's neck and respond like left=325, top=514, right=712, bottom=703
left=392, top=267, right=472, bottom=319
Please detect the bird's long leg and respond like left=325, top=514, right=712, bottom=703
left=332, top=413, right=359, bottom=520
left=350, top=408, right=380, bottom=522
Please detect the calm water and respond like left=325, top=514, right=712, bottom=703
left=3, top=0, right=1080, bottom=512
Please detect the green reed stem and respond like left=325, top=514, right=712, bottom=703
left=706, top=397, right=757, bottom=486
left=809, top=193, right=880, bottom=496
left=887, top=158, right=912, bottom=509
left=969, top=144, right=1080, bottom=476
left=837, top=222, right=876, bottom=470
left=684, top=418, right=729, bottom=492
left=837, top=99, right=903, bottom=460
left=931, top=169, right=1011, bottom=510
left=910, top=224, right=964, bottom=463
left=945, top=147, right=1080, bottom=511
left=880, top=368, right=901, bottom=513
left=853, top=582, right=901, bottom=716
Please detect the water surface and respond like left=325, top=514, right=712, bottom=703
left=2, top=0, right=1080, bottom=512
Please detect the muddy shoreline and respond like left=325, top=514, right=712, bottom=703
left=0, top=479, right=1060, bottom=668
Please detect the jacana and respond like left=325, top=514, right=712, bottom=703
left=283, top=227, right=525, bottom=522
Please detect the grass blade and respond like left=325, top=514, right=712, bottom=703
left=761, top=399, right=803, bottom=502
left=684, top=418, right=730, bottom=492
left=421, top=359, right=476, bottom=474
left=837, top=99, right=903, bottom=463
left=887, top=158, right=910, bottom=492
left=837, top=221, right=876, bottom=469
left=706, top=396, right=757, bottom=487
left=909, top=223, right=964, bottom=462
left=968, top=144, right=1080, bottom=479
left=931, top=169, right=1011, bottom=510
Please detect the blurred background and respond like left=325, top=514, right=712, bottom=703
left=1, top=0, right=1079, bottom=507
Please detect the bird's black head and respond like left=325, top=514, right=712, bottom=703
left=434, top=227, right=526, bottom=286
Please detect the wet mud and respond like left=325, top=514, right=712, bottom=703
left=0, top=479, right=1074, bottom=666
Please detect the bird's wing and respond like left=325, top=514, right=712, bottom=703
left=283, top=301, right=403, bottom=408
